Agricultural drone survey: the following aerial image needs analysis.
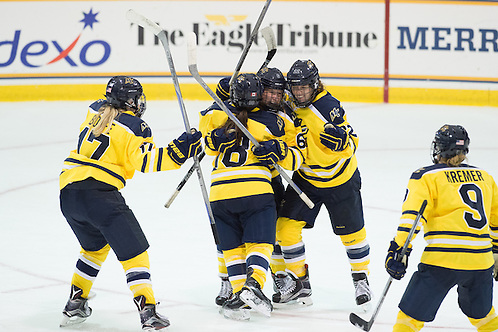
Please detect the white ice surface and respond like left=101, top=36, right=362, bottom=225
left=1, top=100, right=497, bottom=331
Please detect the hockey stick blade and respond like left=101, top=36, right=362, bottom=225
left=349, top=313, right=373, bottom=332
left=259, top=26, right=277, bottom=70
left=126, top=9, right=162, bottom=35
left=261, top=26, right=277, bottom=51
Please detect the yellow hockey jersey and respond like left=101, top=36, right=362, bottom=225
left=199, top=101, right=306, bottom=202
left=60, top=100, right=181, bottom=190
left=394, top=163, right=498, bottom=270
left=290, top=90, right=359, bottom=188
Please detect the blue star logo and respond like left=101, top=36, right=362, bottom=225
left=80, top=8, right=99, bottom=30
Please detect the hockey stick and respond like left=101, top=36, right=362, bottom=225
left=229, top=0, right=272, bottom=85
left=126, top=9, right=220, bottom=245
left=259, top=26, right=277, bottom=71
left=188, top=32, right=314, bottom=209
left=165, top=26, right=276, bottom=209
left=349, top=199, right=428, bottom=331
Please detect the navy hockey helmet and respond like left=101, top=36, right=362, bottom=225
left=287, top=59, right=320, bottom=107
left=431, top=124, right=470, bottom=163
left=257, top=67, right=286, bottom=91
left=257, top=67, right=286, bottom=110
left=105, top=76, right=147, bottom=117
left=230, top=73, right=263, bottom=110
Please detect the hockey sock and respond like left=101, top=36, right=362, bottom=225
left=224, top=245, right=247, bottom=293
left=340, top=228, right=370, bottom=274
left=270, top=242, right=286, bottom=274
left=276, top=218, right=307, bottom=277
left=468, top=307, right=498, bottom=332
left=393, top=310, right=424, bottom=332
left=71, top=244, right=111, bottom=298
left=280, top=241, right=307, bottom=278
left=217, top=249, right=228, bottom=277
left=245, top=242, right=273, bottom=287
left=120, top=251, right=155, bottom=305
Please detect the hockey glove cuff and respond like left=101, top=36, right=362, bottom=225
left=167, top=130, right=202, bottom=165
left=253, top=139, right=288, bottom=166
left=319, top=123, right=349, bottom=151
left=205, top=128, right=236, bottom=153
left=385, top=240, right=412, bottom=280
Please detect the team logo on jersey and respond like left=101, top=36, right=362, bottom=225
left=141, top=122, right=149, bottom=132
left=329, top=107, right=341, bottom=121
left=276, top=116, right=284, bottom=131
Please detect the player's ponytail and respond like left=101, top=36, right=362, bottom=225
left=92, top=104, right=120, bottom=137
left=445, top=154, right=466, bottom=167
left=223, top=109, right=248, bottom=145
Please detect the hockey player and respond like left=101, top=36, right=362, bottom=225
left=386, top=124, right=498, bottom=332
left=273, top=59, right=372, bottom=310
left=59, top=76, right=202, bottom=330
left=256, top=66, right=292, bottom=215
left=199, top=73, right=305, bottom=320
left=213, top=70, right=302, bottom=307
left=256, top=66, right=303, bottom=286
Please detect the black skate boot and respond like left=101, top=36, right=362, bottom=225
left=239, top=270, right=273, bottom=318
left=215, top=277, right=233, bottom=306
left=134, top=295, right=170, bottom=330
left=60, top=285, right=92, bottom=327
left=352, top=272, right=372, bottom=311
left=220, top=291, right=251, bottom=321
left=272, top=265, right=312, bottom=308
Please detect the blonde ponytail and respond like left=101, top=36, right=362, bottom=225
left=446, top=154, right=466, bottom=167
left=91, top=104, right=120, bottom=137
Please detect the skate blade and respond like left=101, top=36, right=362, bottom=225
left=273, top=297, right=313, bottom=310
left=60, top=314, right=87, bottom=327
left=240, top=290, right=272, bottom=318
left=219, top=307, right=251, bottom=321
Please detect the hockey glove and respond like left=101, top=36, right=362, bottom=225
left=319, top=123, right=348, bottom=151
left=385, top=240, right=412, bottom=280
left=253, top=139, right=288, bottom=166
left=205, top=128, right=236, bottom=153
left=494, top=252, right=498, bottom=281
left=167, top=130, right=202, bottom=165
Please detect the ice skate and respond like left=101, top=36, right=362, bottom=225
left=220, top=291, right=251, bottom=321
left=239, top=275, right=273, bottom=318
left=60, top=285, right=92, bottom=327
left=215, top=277, right=233, bottom=306
left=272, top=266, right=312, bottom=309
left=134, top=295, right=170, bottom=330
left=352, top=272, right=372, bottom=312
